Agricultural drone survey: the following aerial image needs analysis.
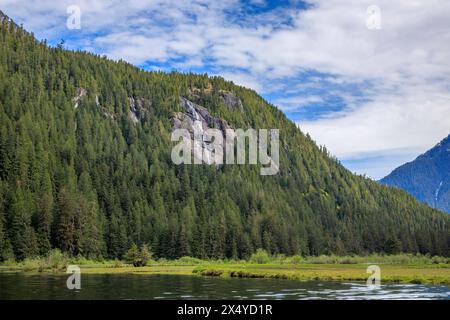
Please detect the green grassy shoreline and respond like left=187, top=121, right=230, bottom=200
left=1, top=253, right=449, bottom=285
left=1, top=264, right=449, bottom=285
left=192, top=263, right=450, bottom=285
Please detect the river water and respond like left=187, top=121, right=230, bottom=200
left=0, top=273, right=448, bottom=300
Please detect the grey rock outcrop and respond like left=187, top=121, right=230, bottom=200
left=219, top=90, right=244, bottom=111
left=128, top=97, right=150, bottom=124
left=174, top=97, right=232, bottom=133
left=73, top=88, right=87, bottom=109
left=173, top=98, right=233, bottom=164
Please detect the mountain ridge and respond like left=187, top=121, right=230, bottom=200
left=0, top=11, right=448, bottom=260
left=380, top=134, right=450, bottom=213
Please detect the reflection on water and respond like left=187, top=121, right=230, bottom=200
left=0, top=273, right=448, bottom=300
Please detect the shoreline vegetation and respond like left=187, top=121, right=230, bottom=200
left=0, top=249, right=449, bottom=285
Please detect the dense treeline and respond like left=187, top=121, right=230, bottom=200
left=0, top=14, right=448, bottom=261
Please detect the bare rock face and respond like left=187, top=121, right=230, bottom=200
left=73, top=88, right=87, bottom=109
left=72, top=88, right=116, bottom=119
left=187, top=86, right=243, bottom=112
left=173, top=97, right=233, bottom=164
left=73, top=89, right=150, bottom=123
left=128, top=97, right=150, bottom=124
left=219, top=90, right=244, bottom=112
left=173, top=97, right=278, bottom=173
left=175, top=97, right=232, bottom=133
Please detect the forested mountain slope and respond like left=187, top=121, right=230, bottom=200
left=0, top=11, right=448, bottom=260
left=380, top=134, right=450, bottom=213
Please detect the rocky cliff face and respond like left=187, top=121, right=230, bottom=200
left=128, top=97, right=150, bottom=124
left=219, top=90, right=244, bottom=111
left=172, top=97, right=279, bottom=174
left=175, top=97, right=232, bottom=132
left=73, top=88, right=87, bottom=109
left=173, top=97, right=233, bottom=164
left=72, top=87, right=152, bottom=122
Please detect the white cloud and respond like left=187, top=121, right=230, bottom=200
left=274, top=95, right=324, bottom=112
left=299, top=87, right=450, bottom=178
left=93, top=32, right=170, bottom=64
left=216, top=71, right=263, bottom=92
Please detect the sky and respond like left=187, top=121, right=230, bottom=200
left=1, top=0, right=449, bottom=179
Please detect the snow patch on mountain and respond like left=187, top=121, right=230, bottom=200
left=435, top=180, right=443, bottom=203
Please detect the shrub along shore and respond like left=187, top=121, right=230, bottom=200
left=0, top=249, right=449, bottom=285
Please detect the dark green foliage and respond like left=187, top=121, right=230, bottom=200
left=0, top=15, right=448, bottom=261
left=124, top=243, right=152, bottom=267
left=250, top=248, right=270, bottom=264
left=140, top=244, right=152, bottom=264
left=124, top=243, right=141, bottom=266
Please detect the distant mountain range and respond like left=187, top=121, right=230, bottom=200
left=380, top=134, right=450, bottom=213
